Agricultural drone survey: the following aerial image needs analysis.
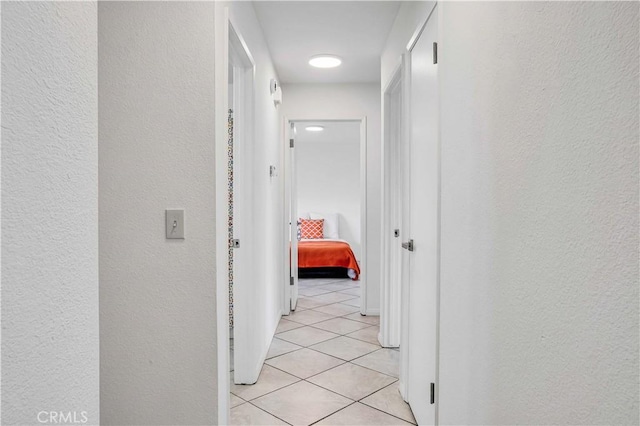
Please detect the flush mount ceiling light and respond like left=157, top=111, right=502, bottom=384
left=305, top=126, right=324, bottom=132
left=308, top=55, right=342, bottom=68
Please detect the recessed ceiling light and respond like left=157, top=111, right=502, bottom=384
left=309, top=55, right=342, bottom=68
left=305, top=126, right=324, bottom=132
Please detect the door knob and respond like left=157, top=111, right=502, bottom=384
left=401, top=239, right=414, bottom=252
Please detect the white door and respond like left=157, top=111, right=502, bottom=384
left=404, top=6, right=439, bottom=424
left=289, top=122, right=299, bottom=310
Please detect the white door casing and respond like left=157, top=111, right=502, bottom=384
left=289, top=122, right=299, bottom=311
left=380, top=61, right=404, bottom=348
left=405, top=4, right=440, bottom=424
left=398, top=50, right=412, bottom=400
left=358, top=118, right=368, bottom=316
left=228, top=21, right=259, bottom=386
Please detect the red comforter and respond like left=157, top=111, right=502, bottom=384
left=297, top=240, right=360, bottom=280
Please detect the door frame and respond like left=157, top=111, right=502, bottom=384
left=228, top=22, right=258, bottom=387
left=380, top=57, right=404, bottom=349
left=282, top=117, right=368, bottom=315
left=398, top=49, right=414, bottom=400
left=286, top=121, right=299, bottom=311
left=214, top=8, right=256, bottom=425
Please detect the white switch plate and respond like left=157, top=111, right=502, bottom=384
left=166, top=209, right=184, bottom=239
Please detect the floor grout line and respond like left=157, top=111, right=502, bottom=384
left=245, top=400, right=294, bottom=425
left=307, top=401, right=359, bottom=426
left=231, top=374, right=303, bottom=403
left=358, top=381, right=418, bottom=425
left=265, top=351, right=348, bottom=381
left=231, top=283, right=404, bottom=425
left=356, top=400, right=415, bottom=425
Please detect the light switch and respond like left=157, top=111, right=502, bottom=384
left=166, top=209, right=184, bottom=239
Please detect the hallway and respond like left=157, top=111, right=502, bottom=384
left=230, top=278, right=415, bottom=425
left=3, top=1, right=637, bottom=425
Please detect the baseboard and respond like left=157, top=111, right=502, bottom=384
left=251, top=309, right=282, bottom=380
left=251, top=343, right=269, bottom=383
left=364, top=308, right=380, bottom=316
left=271, top=309, right=282, bottom=338
left=378, top=330, right=400, bottom=348
left=398, top=380, right=408, bottom=401
left=244, top=309, right=283, bottom=384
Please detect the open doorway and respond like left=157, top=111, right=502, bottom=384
left=292, top=120, right=364, bottom=315
left=284, top=119, right=367, bottom=316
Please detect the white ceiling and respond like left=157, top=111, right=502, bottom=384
left=253, top=1, right=401, bottom=84
left=294, top=121, right=361, bottom=144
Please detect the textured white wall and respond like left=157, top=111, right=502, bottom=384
left=1, top=2, right=99, bottom=424
left=98, top=3, right=217, bottom=425
left=380, top=1, right=434, bottom=91
left=282, top=84, right=382, bottom=314
left=298, top=139, right=361, bottom=258
left=438, top=2, right=639, bottom=424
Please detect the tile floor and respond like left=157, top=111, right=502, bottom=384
left=230, top=278, right=416, bottom=426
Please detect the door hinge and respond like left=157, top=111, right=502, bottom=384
left=433, top=42, right=438, bottom=64
left=430, top=382, right=435, bottom=404
left=401, top=239, right=414, bottom=252
left=289, top=139, right=294, bottom=148
left=290, top=276, right=294, bottom=286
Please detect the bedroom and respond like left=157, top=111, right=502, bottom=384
left=294, top=120, right=363, bottom=299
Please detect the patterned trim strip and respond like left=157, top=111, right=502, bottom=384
left=228, top=109, right=234, bottom=327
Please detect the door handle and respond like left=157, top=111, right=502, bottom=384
left=401, top=239, right=414, bottom=252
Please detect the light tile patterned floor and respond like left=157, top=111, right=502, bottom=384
left=230, top=278, right=416, bottom=425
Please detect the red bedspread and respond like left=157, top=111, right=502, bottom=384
left=297, top=240, right=360, bottom=280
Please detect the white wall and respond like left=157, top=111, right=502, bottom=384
left=1, top=3, right=99, bottom=424
left=98, top=3, right=217, bottom=424
left=282, top=84, right=382, bottom=314
left=297, top=136, right=361, bottom=258
left=437, top=2, right=639, bottom=424
left=219, top=0, right=284, bottom=376
left=381, top=1, right=435, bottom=91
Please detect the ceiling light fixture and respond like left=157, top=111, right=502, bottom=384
left=309, top=55, right=342, bottom=68
left=305, top=126, right=324, bottom=132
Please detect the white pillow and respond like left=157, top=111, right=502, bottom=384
left=309, top=212, right=339, bottom=239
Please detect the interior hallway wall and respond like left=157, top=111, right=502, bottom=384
left=1, top=3, right=99, bottom=424
left=99, top=3, right=217, bottom=424
left=282, top=83, right=382, bottom=314
left=381, top=1, right=435, bottom=91
left=437, top=2, right=639, bottom=424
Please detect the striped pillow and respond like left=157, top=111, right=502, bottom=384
left=300, top=219, right=324, bottom=239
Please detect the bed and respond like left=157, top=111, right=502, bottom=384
left=298, top=239, right=360, bottom=280
left=296, top=214, right=361, bottom=281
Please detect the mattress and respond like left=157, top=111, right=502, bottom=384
left=297, top=239, right=360, bottom=280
